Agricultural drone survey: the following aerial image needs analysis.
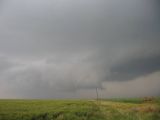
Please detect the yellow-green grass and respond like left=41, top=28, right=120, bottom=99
left=100, top=99, right=160, bottom=120
left=0, top=100, right=104, bottom=120
left=0, top=98, right=159, bottom=120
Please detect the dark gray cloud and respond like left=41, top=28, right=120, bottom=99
left=109, top=54, right=160, bottom=81
left=0, top=0, right=160, bottom=98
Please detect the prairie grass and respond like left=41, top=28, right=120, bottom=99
left=0, top=98, right=159, bottom=120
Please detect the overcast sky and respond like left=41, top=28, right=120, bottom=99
left=0, top=0, right=160, bottom=99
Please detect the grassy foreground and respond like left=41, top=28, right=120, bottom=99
left=0, top=98, right=160, bottom=120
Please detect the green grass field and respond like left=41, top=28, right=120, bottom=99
left=0, top=98, right=160, bottom=120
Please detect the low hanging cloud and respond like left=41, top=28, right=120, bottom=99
left=109, top=53, right=160, bottom=81
left=0, top=0, right=160, bottom=98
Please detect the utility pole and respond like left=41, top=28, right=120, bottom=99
left=96, top=88, right=99, bottom=102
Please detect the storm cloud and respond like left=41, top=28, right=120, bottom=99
left=109, top=54, right=160, bottom=81
left=0, top=0, right=160, bottom=98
